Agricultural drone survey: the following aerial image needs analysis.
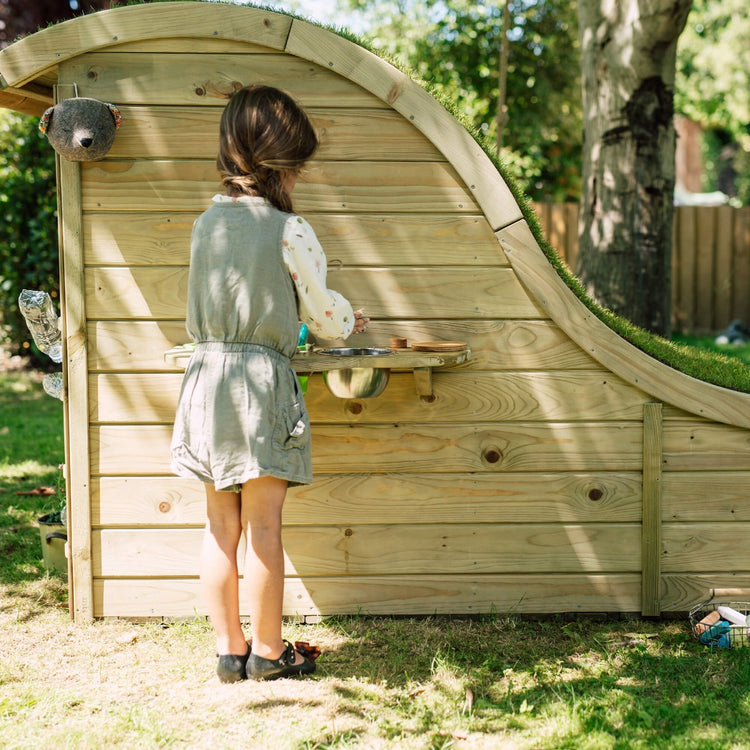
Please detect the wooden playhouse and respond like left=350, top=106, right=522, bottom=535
left=3, top=2, right=750, bottom=622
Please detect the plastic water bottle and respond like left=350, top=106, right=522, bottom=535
left=18, top=289, right=62, bottom=363
left=298, top=323, right=309, bottom=349
left=42, top=372, right=64, bottom=400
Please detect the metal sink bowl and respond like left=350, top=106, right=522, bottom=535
left=318, top=347, right=392, bottom=398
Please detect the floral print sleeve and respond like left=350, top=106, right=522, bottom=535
left=282, top=215, right=355, bottom=340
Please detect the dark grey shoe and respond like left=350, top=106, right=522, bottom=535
left=216, top=644, right=250, bottom=683
left=246, top=639, right=316, bottom=681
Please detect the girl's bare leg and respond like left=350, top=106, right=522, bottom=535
left=202, top=486, right=247, bottom=655
left=241, top=475, right=302, bottom=660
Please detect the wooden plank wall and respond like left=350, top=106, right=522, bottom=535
left=59, top=35, right=750, bottom=619
left=660, top=417, right=750, bottom=611
left=533, top=202, right=750, bottom=336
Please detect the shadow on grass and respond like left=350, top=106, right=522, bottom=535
left=316, top=614, right=750, bottom=748
left=0, top=487, right=64, bottom=587
left=498, top=642, right=750, bottom=748
left=0, top=575, right=68, bottom=621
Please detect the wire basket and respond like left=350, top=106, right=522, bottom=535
left=689, top=590, right=750, bottom=649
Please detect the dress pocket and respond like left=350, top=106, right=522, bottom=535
left=272, top=397, right=310, bottom=451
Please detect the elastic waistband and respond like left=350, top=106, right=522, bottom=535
left=194, top=341, right=290, bottom=362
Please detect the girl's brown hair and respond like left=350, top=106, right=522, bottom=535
left=217, top=84, right=318, bottom=213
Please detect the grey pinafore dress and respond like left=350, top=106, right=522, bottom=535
left=170, top=197, right=312, bottom=491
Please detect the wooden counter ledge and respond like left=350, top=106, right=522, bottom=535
left=164, top=346, right=471, bottom=397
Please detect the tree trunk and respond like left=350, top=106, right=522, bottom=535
left=575, top=0, right=691, bottom=336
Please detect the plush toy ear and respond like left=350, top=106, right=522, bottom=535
left=39, top=106, right=54, bottom=135
left=106, top=103, right=122, bottom=129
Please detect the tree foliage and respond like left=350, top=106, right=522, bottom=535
left=341, top=0, right=582, bottom=201
left=676, top=0, right=750, bottom=143
left=0, top=0, right=121, bottom=361
left=675, top=0, right=750, bottom=203
left=0, top=111, right=59, bottom=358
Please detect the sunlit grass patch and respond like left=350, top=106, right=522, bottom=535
left=2, top=601, right=750, bottom=748
left=0, top=458, right=59, bottom=481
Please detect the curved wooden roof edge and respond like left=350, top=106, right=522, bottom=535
left=0, top=2, right=290, bottom=83
left=0, top=2, right=292, bottom=115
left=499, top=220, right=750, bottom=428
left=0, top=2, right=523, bottom=230
left=2, top=2, right=749, bottom=428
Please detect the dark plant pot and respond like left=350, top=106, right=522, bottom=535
left=37, top=512, right=67, bottom=575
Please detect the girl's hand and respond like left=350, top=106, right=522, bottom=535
left=353, top=309, right=369, bottom=334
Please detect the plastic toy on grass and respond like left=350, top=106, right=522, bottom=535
left=690, top=591, right=750, bottom=648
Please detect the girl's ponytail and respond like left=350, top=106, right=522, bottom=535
left=217, top=85, right=318, bottom=213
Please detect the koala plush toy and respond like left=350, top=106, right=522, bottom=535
left=39, top=97, right=122, bottom=161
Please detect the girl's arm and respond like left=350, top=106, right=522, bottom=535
left=282, top=215, right=357, bottom=340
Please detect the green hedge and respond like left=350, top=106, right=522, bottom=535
left=0, top=110, right=59, bottom=364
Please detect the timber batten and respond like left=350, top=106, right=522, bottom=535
left=3, top=2, right=750, bottom=621
left=641, top=402, right=663, bottom=617
left=58, top=157, right=94, bottom=621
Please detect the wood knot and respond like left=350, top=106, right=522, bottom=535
left=588, top=488, right=603, bottom=502
left=387, top=81, right=403, bottom=105
left=67, top=330, right=86, bottom=356
left=195, top=81, right=244, bottom=99
left=482, top=447, right=502, bottom=464
left=347, top=402, right=363, bottom=415
left=344, top=528, right=353, bottom=537
left=158, top=501, right=171, bottom=513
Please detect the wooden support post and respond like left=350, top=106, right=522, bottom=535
left=59, top=154, right=93, bottom=622
left=641, top=402, right=663, bottom=616
left=412, top=367, right=433, bottom=397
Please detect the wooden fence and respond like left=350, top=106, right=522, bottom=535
left=532, top=203, right=750, bottom=335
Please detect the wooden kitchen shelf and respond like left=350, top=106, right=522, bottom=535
left=164, top=346, right=471, bottom=397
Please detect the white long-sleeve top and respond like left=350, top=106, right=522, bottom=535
left=281, top=213, right=354, bottom=340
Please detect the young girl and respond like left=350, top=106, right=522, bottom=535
left=170, top=85, right=367, bottom=682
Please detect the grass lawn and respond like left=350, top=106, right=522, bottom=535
left=2, top=368, right=750, bottom=749
left=672, top=333, right=750, bottom=368
left=0, top=369, right=64, bottom=584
